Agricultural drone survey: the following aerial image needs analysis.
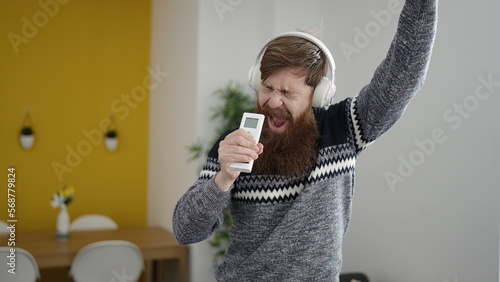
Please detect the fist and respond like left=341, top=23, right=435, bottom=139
left=215, top=129, right=264, bottom=191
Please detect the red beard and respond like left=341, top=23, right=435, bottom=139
left=253, top=102, right=320, bottom=178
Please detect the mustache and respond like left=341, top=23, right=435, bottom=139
left=258, top=104, right=293, bottom=120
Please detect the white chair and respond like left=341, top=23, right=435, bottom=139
left=69, top=240, right=144, bottom=282
left=70, top=214, right=118, bottom=231
left=0, top=247, right=40, bottom=281
left=0, top=220, right=9, bottom=234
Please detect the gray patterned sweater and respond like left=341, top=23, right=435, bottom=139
left=173, top=0, right=437, bottom=281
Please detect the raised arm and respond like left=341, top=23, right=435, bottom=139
left=349, top=0, right=438, bottom=152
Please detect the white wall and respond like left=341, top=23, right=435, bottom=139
left=151, top=0, right=500, bottom=281
left=148, top=0, right=198, bottom=242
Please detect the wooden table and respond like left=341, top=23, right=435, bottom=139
left=0, top=226, right=187, bottom=282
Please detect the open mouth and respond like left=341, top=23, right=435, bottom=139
left=268, top=115, right=289, bottom=132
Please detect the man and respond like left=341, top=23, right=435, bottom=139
left=173, top=0, right=437, bottom=281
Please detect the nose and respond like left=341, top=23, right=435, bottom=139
left=267, top=91, right=283, bottom=109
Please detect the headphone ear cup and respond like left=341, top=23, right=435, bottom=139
left=248, top=63, right=261, bottom=92
left=312, top=77, right=336, bottom=107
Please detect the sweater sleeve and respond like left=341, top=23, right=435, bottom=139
left=172, top=133, right=233, bottom=245
left=348, top=0, right=438, bottom=152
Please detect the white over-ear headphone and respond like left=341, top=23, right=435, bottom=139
left=248, top=31, right=336, bottom=108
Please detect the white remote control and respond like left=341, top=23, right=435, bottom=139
left=228, top=112, right=265, bottom=173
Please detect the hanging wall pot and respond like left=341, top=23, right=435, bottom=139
left=105, top=112, right=118, bottom=152
left=105, top=129, right=118, bottom=152
left=20, top=109, right=35, bottom=150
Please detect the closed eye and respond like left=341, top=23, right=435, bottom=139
left=262, top=84, right=273, bottom=93
left=281, top=89, right=298, bottom=99
left=261, top=83, right=299, bottom=99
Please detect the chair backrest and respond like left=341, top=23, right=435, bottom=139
left=70, top=214, right=118, bottom=231
left=0, top=247, right=40, bottom=282
left=339, top=272, right=370, bottom=282
left=69, top=240, right=144, bottom=282
left=0, top=220, right=9, bottom=234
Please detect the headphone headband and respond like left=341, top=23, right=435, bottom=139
left=249, top=31, right=336, bottom=107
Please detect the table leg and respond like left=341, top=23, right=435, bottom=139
left=177, top=247, right=188, bottom=282
left=145, top=260, right=154, bottom=282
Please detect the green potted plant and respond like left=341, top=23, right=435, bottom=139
left=188, top=81, right=256, bottom=266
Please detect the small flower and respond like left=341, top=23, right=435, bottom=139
left=51, top=185, right=75, bottom=209
left=63, top=186, right=74, bottom=198
left=50, top=194, right=63, bottom=208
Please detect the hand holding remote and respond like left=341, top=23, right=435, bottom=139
left=215, top=113, right=264, bottom=191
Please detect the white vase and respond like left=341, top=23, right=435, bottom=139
left=56, top=205, right=70, bottom=240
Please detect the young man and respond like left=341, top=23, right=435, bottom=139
left=173, top=0, right=438, bottom=280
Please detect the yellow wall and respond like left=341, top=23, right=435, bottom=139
left=0, top=0, right=151, bottom=232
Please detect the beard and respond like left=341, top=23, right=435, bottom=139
left=252, top=102, right=320, bottom=178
